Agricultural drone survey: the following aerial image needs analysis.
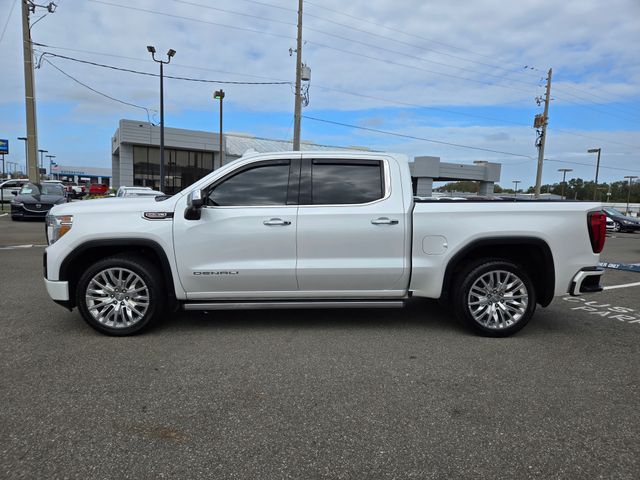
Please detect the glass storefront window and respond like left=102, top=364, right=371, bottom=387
left=133, top=146, right=215, bottom=194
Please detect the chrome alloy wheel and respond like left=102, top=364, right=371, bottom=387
left=467, top=270, right=529, bottom=329
left=85, top=267, right=150, bottom=328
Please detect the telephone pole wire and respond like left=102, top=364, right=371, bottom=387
left=21, top=0, right=39, bottom=183
left=292, top=0, right=303, bottom=151
left=534, top=68, right=552, bottom=198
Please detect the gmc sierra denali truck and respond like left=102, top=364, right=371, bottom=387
left=43, top=151, right=606, bottom=337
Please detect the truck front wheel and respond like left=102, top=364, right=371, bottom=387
left=76, top=255, right=165, bottom=336
left=453, top=259, right=536, bottom=337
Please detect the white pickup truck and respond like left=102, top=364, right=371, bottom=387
left=43, top=151, right=606, bottom=337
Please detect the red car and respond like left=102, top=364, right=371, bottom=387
left=88, top=184, right=109, bottom=195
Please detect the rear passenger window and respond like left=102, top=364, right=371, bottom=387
left=310, top=160, right=384, bottom=205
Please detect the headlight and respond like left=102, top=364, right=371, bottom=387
left=622, top=220, right=632, bottom=225
left=46, top=214, right=73, bottom=245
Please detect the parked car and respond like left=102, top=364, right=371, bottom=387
left=1, top=178, right=31, bottom=202
left=603, top=207, right=640, bottom=233
left=43, top=151, right=606, bottom=337
left=606, top=217, right=615, bottom=231
left=11, top=182, right=67, bottom=220
left=88, top=184, right=109, bottom=195
left=62, top=181, right=86, bottom=199
left=116, top=186, right=164, bottom=198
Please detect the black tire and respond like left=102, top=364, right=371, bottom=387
left=452, top=259, right=536, bottom=337
left=76, top=255, right=165, bottom=336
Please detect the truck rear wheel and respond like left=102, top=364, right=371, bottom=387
left=76, top=255, right=164, bottom=336
left=453, top=259, right=536, bottom=337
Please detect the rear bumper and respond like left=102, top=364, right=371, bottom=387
left=569, top=267, right=604, bottom=296
left=44, top=278, right=70, bottom=301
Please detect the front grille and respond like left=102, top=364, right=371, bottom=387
left=23, top=203, right=52, bottom=212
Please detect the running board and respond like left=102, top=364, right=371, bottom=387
left=183, top=300, right=405, bottom=311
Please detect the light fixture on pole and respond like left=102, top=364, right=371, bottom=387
left=38, top=149, right=47, bottom=179
left=512, top=180, right=521, bottom=198
left=587, top=148, right=601, bottom=200
left=214, top=89, right=225, bottom=170
left=147, top=45, right=176, bottom=192
left=624, top=175, right=638, bottom=215
left=557, top=168, right=572, bottom=200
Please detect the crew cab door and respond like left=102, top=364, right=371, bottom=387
left=173, top=157, right=300, bottom=299
left=295, top=156, right=408, bottom=295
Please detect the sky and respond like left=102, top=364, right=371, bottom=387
left=0, top=0, right=639, bottom=188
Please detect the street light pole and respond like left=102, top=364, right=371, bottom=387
left=46, top=154, right=56, bottom=179
left=513, top=180, right=521, bottom=198
left=38, top=149, right=47, bottom=180
left=214, top=90, right=225, bottom=170
left=588, top=148, right=601, bottom=200
left=624, top=175, right=638, bottom=215
left=558, top=168, right=572, bottom=200
left=147, top=46, right=176, bottom=192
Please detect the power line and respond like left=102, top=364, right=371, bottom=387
left=168, top=0, right=540, bottom=88
left=544, top=157, right=640, bottom=174
left=86, top=0, right=295, bottom=42
left=36, top=51, right=292, bottom=85
left=0, top=0, right=17, bottom=45
left=34, top=46, right=640, bottom=151
left=33, top=42, right=293, bottom=84
left=302, top=115, right=536, bottom=159
left=42, top=58, right=156, bottom=122
left=88, top=0, right=537, bottom=96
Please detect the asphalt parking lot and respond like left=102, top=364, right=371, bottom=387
left=0, top=213, right=638, bottom=479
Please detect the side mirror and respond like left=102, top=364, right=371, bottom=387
left=11, top=190, right=18, bottom=196
left=187, top=189, right=204, bottom=209
left=185, top=189, right=204, bottom=220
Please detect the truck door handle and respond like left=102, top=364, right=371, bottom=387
left=263, top=218, right=291, bottom=226
left=371, top=217, right=399, bottom=225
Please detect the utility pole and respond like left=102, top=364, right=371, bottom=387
left=292, top=0, right=303, bottom=151
left=21, top=0, right=39, bottom=183
left=534, top=68, right=552, bottom=198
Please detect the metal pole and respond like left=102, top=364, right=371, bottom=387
left=558, top=168, right=572, bottom=200
left=159, top=61, right=165, bottom=192
left=592, top=148, right=601, bottom=200
left=292, top=0, right=303, bottom=150
left=219, top=91, right=223, bottom=167
left=534, top=68, right=552, bottom=198
left=21, top=0, right=39, bottom=183
left=624, top=176, right=637, bottom=215
left=513, top=180, right=521, bottom=198
left=1, top=153, right=4, bottom=211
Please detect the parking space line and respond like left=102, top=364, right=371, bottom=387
left=603, top=281, right=640, bottom=290
left=0, top=244, right=47, bottom=250
left=0, top=213, right=7, bottom=217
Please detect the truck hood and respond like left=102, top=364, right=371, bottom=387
left=48, top=196, right=178, bottom=216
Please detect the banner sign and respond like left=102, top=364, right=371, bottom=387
left=0, top=139, right=8, bottom=154
left=599, top=261, right=640, bottom=273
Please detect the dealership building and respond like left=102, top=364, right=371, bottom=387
left=110, top=119, right=502, bottom=196
left=111, top=119, right=357, bottom=194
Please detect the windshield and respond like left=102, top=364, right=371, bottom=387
left=19, top=183, right=64, bottom=196
left=604, top=208, right=625, bottom=217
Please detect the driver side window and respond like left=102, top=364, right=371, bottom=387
left=207, top=160, right=291, bottom=206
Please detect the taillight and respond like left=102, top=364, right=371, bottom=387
left=587, top=211, right=606, bottom=253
